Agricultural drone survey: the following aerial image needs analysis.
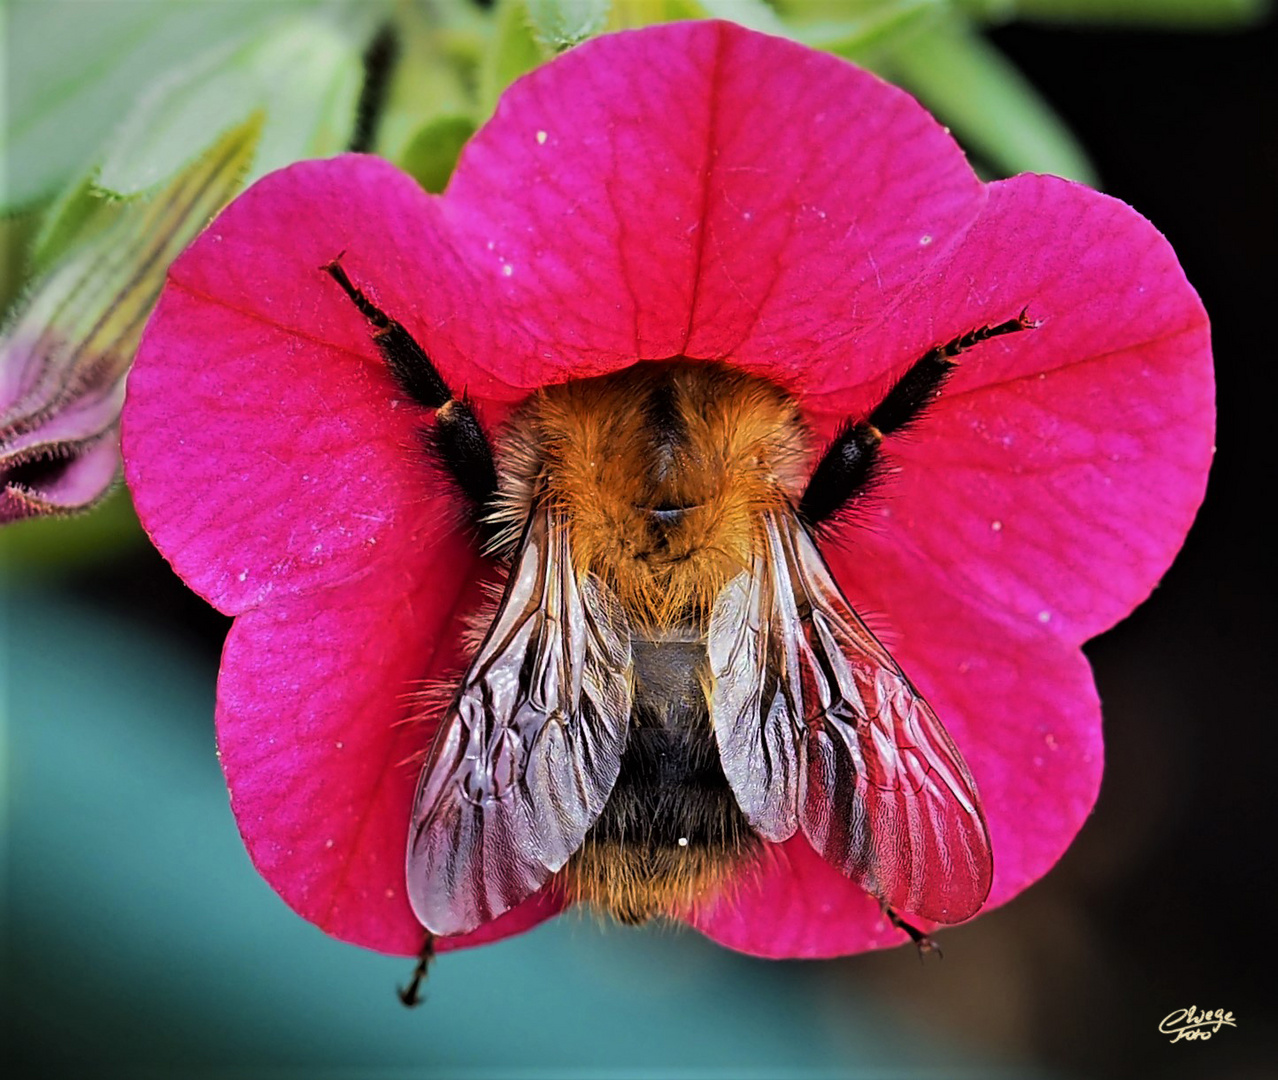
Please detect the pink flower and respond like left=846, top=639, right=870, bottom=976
left=121, top=21, right=1213, bottom=959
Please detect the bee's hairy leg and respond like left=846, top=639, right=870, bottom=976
left=799, top=310, right=1036, bottom=528
left=884, top=905, right=942, bottom=961
left=397, top=933, right=436, bottom=1007
left=323, top=258, right=499, bottom=544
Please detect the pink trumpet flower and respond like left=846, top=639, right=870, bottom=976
left=123, top=22, right=1213, bottom=959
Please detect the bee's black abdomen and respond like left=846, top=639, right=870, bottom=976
left=566, top=637, right=760, bottom=924
left=589, top=638, right=755, bottom=855
left=588, top=726, right=756, bottom=854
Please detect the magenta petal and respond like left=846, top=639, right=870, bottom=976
left=694, top=587, right=1101, bottom=958
left=217, top=535, right=559, bottom=955
left=123, top=157, right=491, bottom=614
left=442, top=20, right=982, bottom=391
left=813, top=175, right=1213, bottom=645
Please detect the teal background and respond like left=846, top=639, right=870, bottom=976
left=4, top=588, right=1036, bottom=1078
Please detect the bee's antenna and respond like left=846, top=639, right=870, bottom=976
left=398, top=934, right=436, bottom=1007
left=320, top=260, right=500, bottom=544
left=800, top=310, right=1036, bottom=528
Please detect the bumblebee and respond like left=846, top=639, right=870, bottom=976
left=325, top=261, right=1028, bottom=955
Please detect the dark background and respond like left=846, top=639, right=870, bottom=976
left=861, top=15, right=1277, bottom=1076
left=7, top=11, right=1275, bottom=1080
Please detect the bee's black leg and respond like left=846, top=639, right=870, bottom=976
left=799, top=311, right=1036, bottom=528
left=323, top=258, right=499, bottom=544
left=397, top=933, right=436, bottom=1007
left=884, top=905, right=942, bottom=961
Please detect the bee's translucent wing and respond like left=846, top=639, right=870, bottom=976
left=407, top=501, right=633, bottom=936
left=709, top=509, right=992, bottom=923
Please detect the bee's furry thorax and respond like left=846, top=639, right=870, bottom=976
left=492, top=360, right=810, bottom=629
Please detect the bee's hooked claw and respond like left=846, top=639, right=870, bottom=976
left=397, top=934, right=436, bottom=1007
left=884, top=905, right=942, bottom=961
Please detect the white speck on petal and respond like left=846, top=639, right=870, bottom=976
left=238, top=569, right=248, bottom=582
left=919, top=234, right=932, bottom=246
left=502, top=263, right=514, bottom=277
left=325, top=839, right=334, bottom=849
left=1037, top=610, right=1052, bottom=623
left=335, top=741, right=344, bottom=749
left=991, top=520, right=1003, bottom=532
left=536, top=129, right=547, bottom=144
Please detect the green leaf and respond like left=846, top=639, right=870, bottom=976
left=95, top=15, right=365, bottom=198
left=1, top=211, right=41, bottom=316
left=375, top=13, right=480, bottom=164
left=479, top=0, right=551, bottom=114
left=526, top=0, right=612, bottom=49
left=3, top=1, right=293, bottom=211
left=793, top=1, right=947, bottom=63
left=960, top=0, right=1267, bottom=27
left=695, top=0, right=789, bottom=33
left=399, top=116, right=479, bottom=194
left=604, top=0, right=735, bottom=30
left=24, top=112, right=263, bottom=372
left=881, top=13, right=1098, bottom=184
left=28, top=173, right=119, bottom=280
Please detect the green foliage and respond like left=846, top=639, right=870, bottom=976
left=962, top=0, right=1268, bottom=27
left=480, top=0, right=553, bottom=112
left=12, top=113, right=264, bottom=380
left=789, top=1, right=946, bottom=64
left=28, top=173, right=119, bottom=280
left=882, top=12, right=1098, bottom=183
left=95, top=16, right=364, bottom=198
left=4, top=2, right=301, bottom=211
left=694, top=0, right=789, bottom=33
left=400, top=117, right=480, bottom=194
left=527, top=0, right=612, bottom=49
left=603, top=0, right=711, bottom=30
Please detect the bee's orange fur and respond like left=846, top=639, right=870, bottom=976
left=494, top=361, right=809, bottom=628
left=491, top=361, right=811, bottom=924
